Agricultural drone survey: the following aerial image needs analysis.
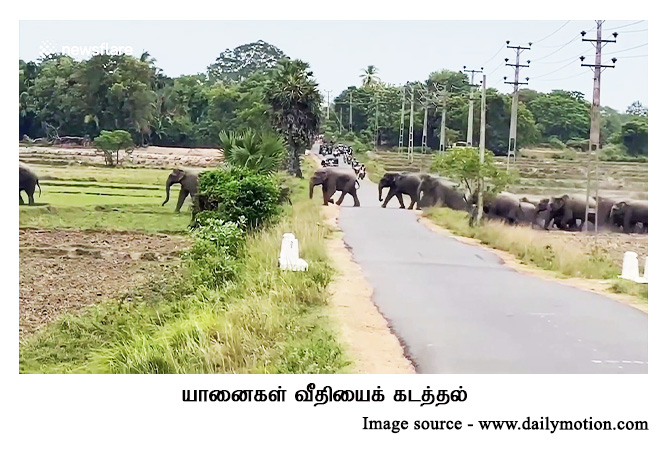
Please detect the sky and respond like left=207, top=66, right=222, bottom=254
left=19, top=20, right=648, bottom=112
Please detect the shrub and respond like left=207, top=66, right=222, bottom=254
left=196, top=167, right=281, bottom=230
left=94, top=130, right=134, bottom=166
left=548, top=136, right=566, bottom=149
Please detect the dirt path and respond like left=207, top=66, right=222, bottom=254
left=417, top=214, right=648, bottom=313
left=322, top=205, right=415, bottom=374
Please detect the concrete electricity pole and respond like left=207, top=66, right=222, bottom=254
left=374, top=89, right=381, bottom=150
left=580, top=21, right=617, bottom=232
left=504, top=41, right=531, bottom=168
left=408, top=87, right=415, bottom=162
left=399, top=86, right=406, bottom=153
left=348, top=92, right=353, bottom=132
left=421, top=90, right=429, bottom=154
left=476, top=74, right=487, bottom=226
left=324, top=90, right=332, bottom=120
left=439, top=91, right=447, bottom=152
left=339, top=107, right=343, bottom=134
left=463, top=66, right=483, bottom=146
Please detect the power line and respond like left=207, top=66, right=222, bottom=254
left=608, top=20, right=645, bottom=30
left=532, top=30, right=593, bottom=59
left=538, top=70, right=588, bottom=82
left=618, top=28, right=648, bottom=34
left=533, top=20, right=571, bottom=43
left=530, top=57, right=580, bottom=79
left=481, top=45, right=505, bottom=67
left=612, top=43, right=647, bottom=53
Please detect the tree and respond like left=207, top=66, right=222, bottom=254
left=527, top=90, right=590, bottom=143
left=360, top=65, right=380, bottom=87
left=207, top=41, right=286, bottom=83
left=620, top=118, right=648, bottom=156
left=219, top=129, right=286, bottom=174
left=265, top=59, right=322, bottom=178
left=430, top=147, right=517, bottom=201
left=94, top=130, right=134, bottom=166
left=626, top=101, right=648, bottom=117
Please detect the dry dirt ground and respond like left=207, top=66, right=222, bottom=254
left=19, top=229, right=191, bottom=337
left=322, top=206, right=415, bottom=374
left=19, top=145, right=223, bottom=168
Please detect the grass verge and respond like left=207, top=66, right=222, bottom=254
left=19, top=171, right=350, bottom=374
left=423, top=207, right=647, bottom=303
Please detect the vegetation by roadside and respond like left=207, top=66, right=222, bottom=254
left=422, top=207, right=647, bottom=303
left=19, top=167, right=350, bottom=373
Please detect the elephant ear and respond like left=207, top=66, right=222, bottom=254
left=173, top=169, right=186, bottom=182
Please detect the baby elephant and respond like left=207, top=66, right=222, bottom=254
left=309, top=167, right=360, bottom=207
left=162, top=168, right=199, bottom=212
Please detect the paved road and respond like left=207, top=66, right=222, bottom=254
left=328, top=157, right=647, bottom=373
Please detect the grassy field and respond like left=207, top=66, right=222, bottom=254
left=20, top=162, right=350, bottom=373
left=20, top=165, right=193, bottom=232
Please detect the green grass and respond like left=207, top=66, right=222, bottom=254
left=20, top=204, right=192, bottom=233
left=20, top=164, right=200, bottom=231
left=19, top=169, right=351, bottom=374
left=609, top=279, right=649, bottom=301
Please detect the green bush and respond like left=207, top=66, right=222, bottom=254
left=565, top=138, right=589, bottom=151
left=196, top=167, right=281, bottom=230
left=548, top=136, right=566, bottom=149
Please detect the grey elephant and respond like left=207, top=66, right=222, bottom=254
left=309, top=167, right=360, bottom=207
left=537, top=194, right=596, bottom=231
left=162, top=168, right=199, bottom=213
left=517, top=199, right=538, bottom=226
left=378, top=172, right=429, bottom=209
left=609, top=200, right=648, bottom=233
left=19, top=162, right=41, bottom=205
left=417, top=175, right=468, bottom=210
left=482, top=192, right=525, bottom=224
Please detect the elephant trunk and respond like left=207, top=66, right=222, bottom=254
left=162, top=179, right=175, bottom=206
left=309, top=179, right=316, bottom=199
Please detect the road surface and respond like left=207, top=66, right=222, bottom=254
left=325, top=154, right=647, bottom=373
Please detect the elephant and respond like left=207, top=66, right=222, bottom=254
left=517, top=199, right=538, bottom=226
left=417, top=175, right=468, bottom=210
left=19, top=162, right=41, bottom=205
left=483, top=192, right=524, bottom=225
left=609, top=200, right=648, bottom=233
left=378, top=172, right=429, bottom=209
left=537, top=194, right=597, bottom=231
left=162, top=168, right=199, bottom=213
left=309, top=167, right=360, bottom=207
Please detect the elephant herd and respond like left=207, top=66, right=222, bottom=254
left=309, top=167, right=648, bottom=234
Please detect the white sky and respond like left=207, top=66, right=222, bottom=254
left=19, top=20, right=647, bottom=112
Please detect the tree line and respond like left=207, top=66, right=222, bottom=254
left=325, top=66, right=648, bottom=158
left=19, top=41, right=321, bottom=176
left=19, top=40, right=647, bottom=165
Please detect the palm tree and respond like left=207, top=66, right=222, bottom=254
left=360, top=65, right=380, bottom=87
left=265, top=59, right=322, bottom=177
left=219, top=130, right=286, bottom=174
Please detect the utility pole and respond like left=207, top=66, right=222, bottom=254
left=504, top=41, right=531, bottom=169
left=339, top=107, right=342, bottom=134
left=348, top=92, right=353, bottom=132
left=581, top=21, right=617, bottom=232
left=439, top=92, right=447, bottom=152
left=408, top=87, right=415, bottom=162
left=374, top=90, right=380, bottom=150
left=324, top=90, right=332, bottom=120
left=421, top=91, right=429, bottom=154
left=476, top=74, right=487, bottom=226
left=399, top=86, right=406, bottom=153
left=463, top=66, right=483, bottom=146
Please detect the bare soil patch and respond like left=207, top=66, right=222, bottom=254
left=322, top=206, right=415, bottom=374
left=19, top=229, right=191, bottom=337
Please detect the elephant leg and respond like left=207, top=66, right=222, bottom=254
left=323, top=187, right=335, bottom=206
left=336, top=190, right=348, bottom=206
left=175, top=188, right=188, bottom=213
left=624, top=211, right=632, bottom=233
left=28, top=191, right=35, bottom=206
left=407, top=193, right=418, bottom=210
left=19, top=193, right=25, bottom=205
left=396, top=193, right=406, bottom=209
left=381, top=190, right=396, bottom=208
left=351, top=189, right=360, bottom=207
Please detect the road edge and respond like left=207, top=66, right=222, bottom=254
left=416, top=212, right=648, bottom=314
